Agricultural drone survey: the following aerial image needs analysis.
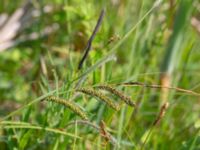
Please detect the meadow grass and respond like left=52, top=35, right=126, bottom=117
left=0, top=0, right=200, bottom=149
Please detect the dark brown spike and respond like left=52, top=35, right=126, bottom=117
left=78, top=8, right=105, bottom=70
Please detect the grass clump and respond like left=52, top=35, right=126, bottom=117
left=0, top=0, right=200, bottom=149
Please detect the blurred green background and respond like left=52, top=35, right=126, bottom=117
left=0, top=0, right=200, bottom=149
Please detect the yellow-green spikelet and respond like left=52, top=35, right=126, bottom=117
left=76, top=88, right=120, bottom=111
left=46, top=96, right=88, bottom=120
left=96, top=85, right=135, bottom=107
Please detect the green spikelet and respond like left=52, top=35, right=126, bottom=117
left=76, top=88, right=120, bottom=111
left=96, top=85, right=135, bottom=107
left=46, top=96, right=88, bottom=120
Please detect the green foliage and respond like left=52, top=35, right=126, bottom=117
left=0, top=0, right=200, bottom=149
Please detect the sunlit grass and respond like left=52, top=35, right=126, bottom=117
left=0, top=0, right=200, bottom=149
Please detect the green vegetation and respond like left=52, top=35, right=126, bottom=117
left=0, top=0, right=200, bottom=149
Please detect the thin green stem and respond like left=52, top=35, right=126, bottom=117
left=0, top=124, right=81, bottom=139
